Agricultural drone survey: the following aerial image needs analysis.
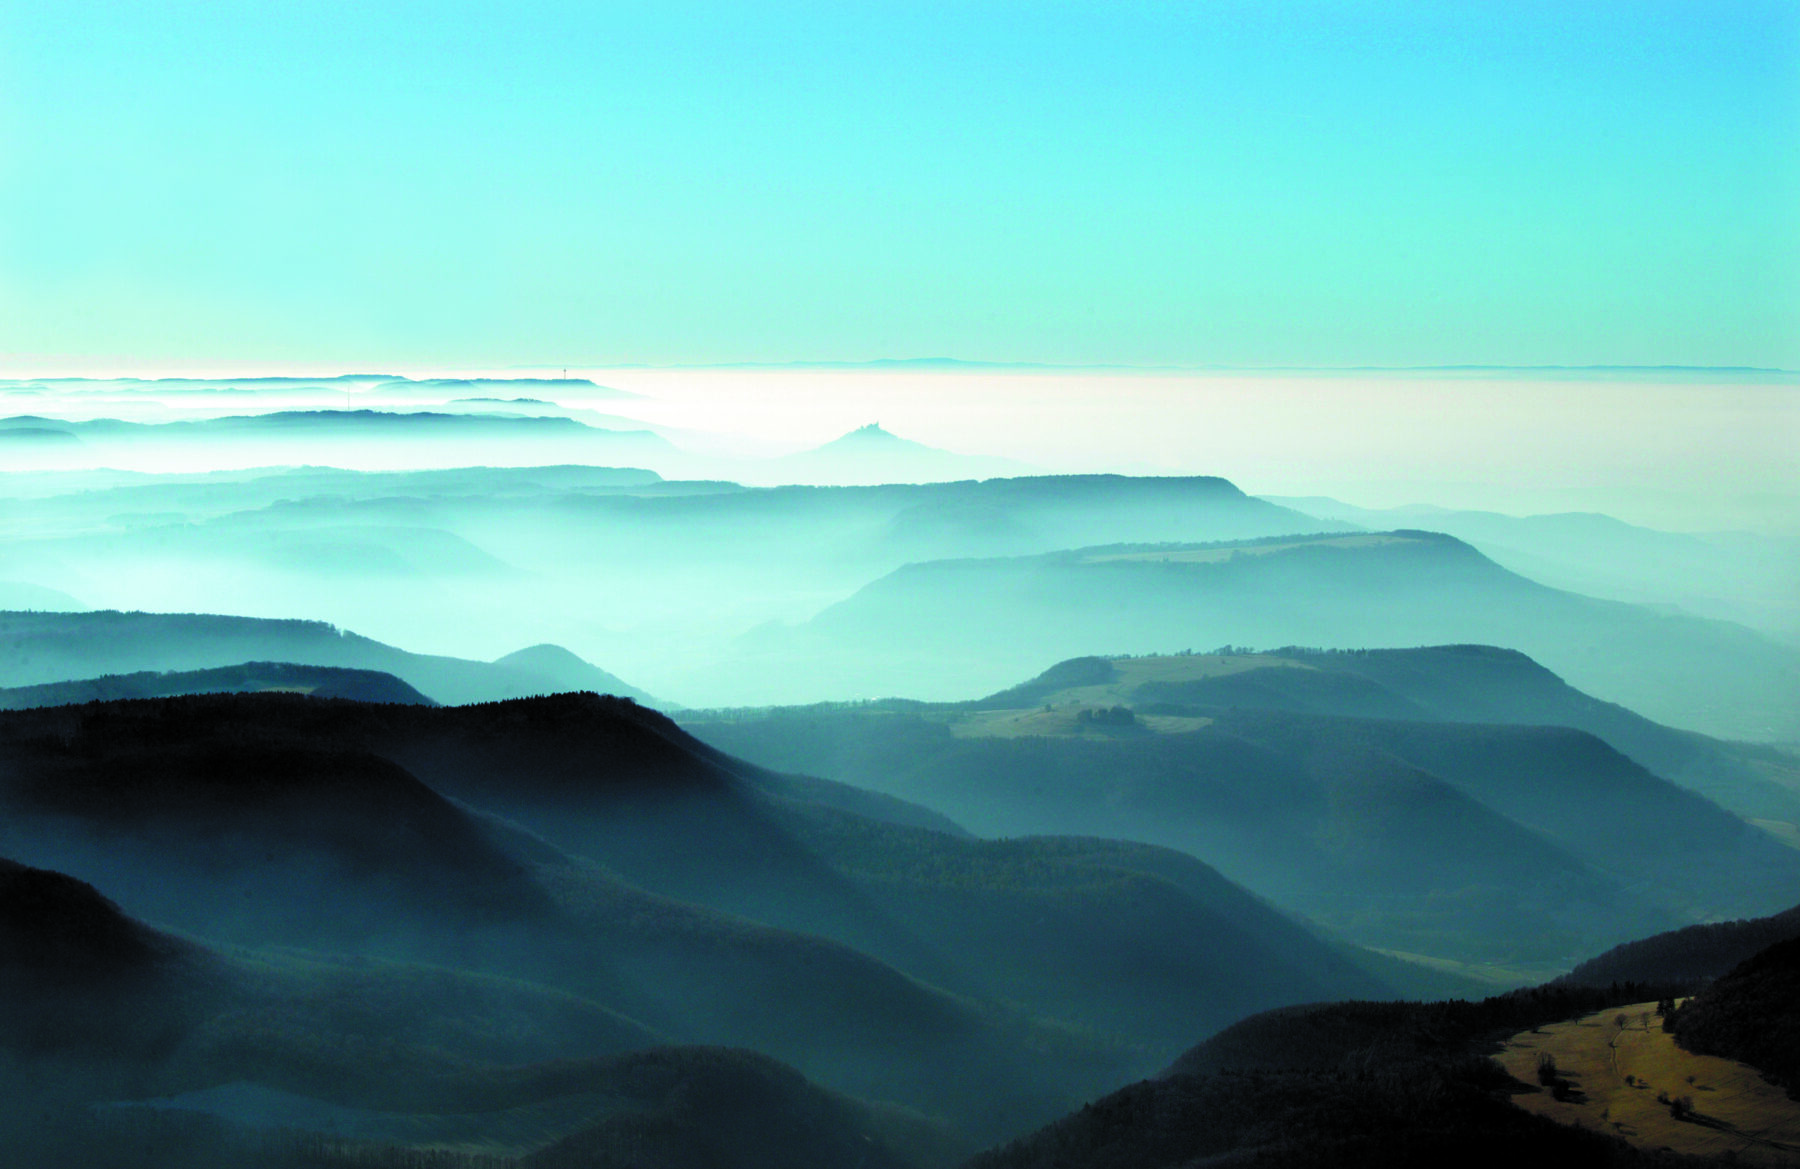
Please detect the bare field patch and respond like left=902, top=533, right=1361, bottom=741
left=1499, top=1002, right=1800, bottom=1165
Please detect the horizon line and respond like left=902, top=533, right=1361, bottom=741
left=3, top=360, right=1797, bottom=383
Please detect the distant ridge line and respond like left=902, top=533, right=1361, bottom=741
left=6, top=363, right=1792, bottom=380
left=523, top=360, right=1800, bottom=378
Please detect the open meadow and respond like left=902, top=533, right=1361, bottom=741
left=1500, top=1002, right=1800, bottom=1164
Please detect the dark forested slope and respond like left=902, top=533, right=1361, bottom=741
left=1560, top=903, right=1800, bottom=985
left=0, top=690, right=1412, bottom=1145
left=1672, top=935, right=1800, bottom=1098
left=0, top=661, right=433, bottom=709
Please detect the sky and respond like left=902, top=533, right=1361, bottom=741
left=1, top=1, right=1797, bottom=370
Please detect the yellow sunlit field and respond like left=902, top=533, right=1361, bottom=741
left=1499, top=1003, right=1800, bottom=1165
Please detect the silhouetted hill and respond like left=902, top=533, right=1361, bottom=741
left=970, top=981, right=1709, bottom=1169
left=526, top=472, right=1332, bottom=562
left=20, top=409, right=669, bottom=445
left=1672, top=936, right=1800, bottom=1097
left=0, top=580, right=86, bottom=611
left=519, top=1047, right=926, bottom=1169
left=1560, top=904, right=1800, bottom=986
left=982, top=948, right=1747, bottom=1169
left=491, top=644, right=664, bottom=705
left=0, top=691, right=1414, bottom=1143
left=772, top=423, right=1033, bottom=485
left=377, top=375, right=639, bottom=398
left=1266, top=493, right=1800, bottom=642
left=970, top=645, right=1800, bottom=827
left=0, top=723, right=1056, bottom=1139
left=0, top=719, right=553, bottom=935
left=0, top=857, right=197, bottom=981
left=0, top=610, right=658, bottom=705
left=798, top=531, right=1800, bottom=740
left=688, top=673, right=1800, bottom=972
left=0, top=661, right=433, bottom=709
left=1, top=469, right=1344, bottom=708
left=1271, top=646, right=1800, bottom=824
left=0, top=854, right=644, bottom=1104
left=0, top=425, right=80, bottom=444
left=0, top=861, right=911, bottom=1167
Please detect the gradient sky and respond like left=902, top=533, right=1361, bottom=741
left=1, top=1, right=1796, bottom=369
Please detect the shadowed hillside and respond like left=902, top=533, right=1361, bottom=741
left=0, top=610, right=657, bottom=705
left=0, top=662, right=433, bottom=709
left=0, top=858, right=953, bottom=1168
left=0, top=690, right=1425, bottom=1146
left=687, top=651, right=1800, bottom=975
left=967, top=645, right=1800, bottom=825
left=1264, top=494, right=1800, bottom=642
left=792, top=532, right=1800, bottom=740
left=1673, top=936, right=1800, bottom=1098
left=969, top=979, right=1710, bottom=1169
left=1561, top=904, right=1800, bottom=985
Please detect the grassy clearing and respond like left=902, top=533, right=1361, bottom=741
left=1499, top=1001, right=1800, bottom=1165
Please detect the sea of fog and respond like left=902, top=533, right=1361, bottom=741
left=585, top=367, right=1799, bottom=534
left=6, top=365, right=1789, bottom=533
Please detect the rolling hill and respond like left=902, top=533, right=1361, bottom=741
left=686, top=647, right=1800, bottom=975
left=0, top=610, right=658, bottom=705
left=1671, top=935, right=1800, bottom=1098
left=960, top=645, right=1800, bottom=827
left=1266, top=493, right=1800, bottom=641
left=0, top=661, right=433, bottom=709
left=0, top=470, right=1348, bottom=707
left=970, top=905, right=1800, bottom=1169
left=1560, top=903, right=1800, bottom=986
left=0, top=409, right=671, bottom=446
left=0, top=858, right=953, bottom=1169
left=969, top=980, right=1710, bottom=1169
left=0, top=690, right=1422, bottom=1146
left=792, top=531, right=1800, bottom=739
left=767, top=423, right=1034, bottom=485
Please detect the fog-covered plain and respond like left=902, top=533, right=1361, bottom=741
left=4, top=366, right=1796, bottom=528
left=1, top=367, right=1794, bottom=719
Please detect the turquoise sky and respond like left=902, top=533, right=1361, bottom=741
left=2, top=1, right=1796, bottom=368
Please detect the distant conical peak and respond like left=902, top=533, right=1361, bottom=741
left=846, top=423, right=897, bottom=440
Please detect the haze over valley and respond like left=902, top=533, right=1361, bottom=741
left=1, top=366, right=1795, bottom=1164
left=4, top=1, right=1797, bottom=1165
